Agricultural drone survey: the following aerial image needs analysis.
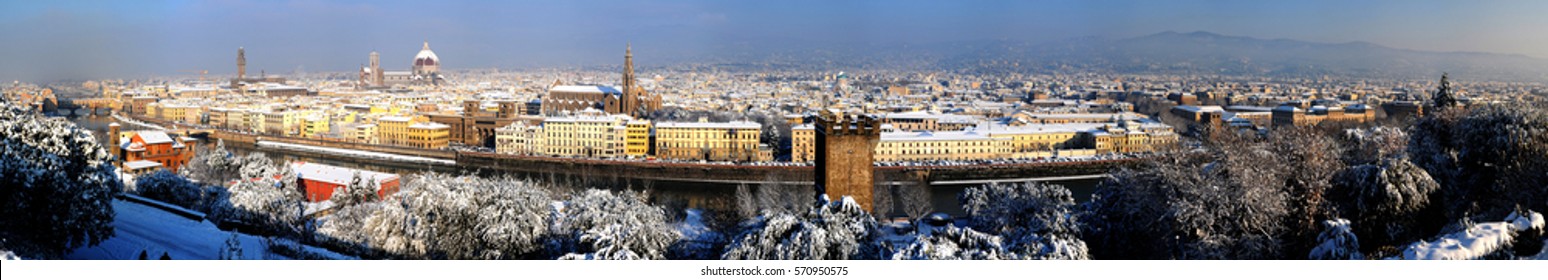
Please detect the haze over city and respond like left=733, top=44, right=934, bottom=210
left=4, top=0, right=1548, bottom=82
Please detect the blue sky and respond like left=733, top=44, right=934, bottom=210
left=2, top=0, right=1545, bottom=82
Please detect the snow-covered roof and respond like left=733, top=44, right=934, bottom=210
left=408, top=122, right=450, bottom=130
left=414, top=41, right=439, bottom=63
left=291, top=162, right=399, bottom=188
left=1173, top=105, right=1225, bottom=113
left=378, top=116, right=412, bottom=122
left=979, top=123, right=1106, bottom=135
left=136, top=131, right=174, bottom=144
left=123, top=160, right=163, bottom=171
left=882, top=111, right=942, bottom=119
left=550, top=85, right=622, bottom=95
left=880, top=130, right=1006, bottom=142
left=656, top=121, right=761, bottom=130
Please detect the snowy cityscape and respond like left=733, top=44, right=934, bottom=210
left=3, top=1, right=1548, bottom=278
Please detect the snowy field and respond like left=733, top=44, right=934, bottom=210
left=65, top=199, right=352, bottom=260
left=257, top=141, right=456, bottom=166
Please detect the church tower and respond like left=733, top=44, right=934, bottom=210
left=369, top=51, right=382, bottom=86
left=236, top=47, right=247, bottom=81
left=621, top=43, right=638, bottom=116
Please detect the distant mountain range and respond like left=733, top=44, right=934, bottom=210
left=934, top=31, right=1548, bottom=82
left=708, top=31, right=1548, bottom=82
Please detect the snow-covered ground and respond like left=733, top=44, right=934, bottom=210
left=257, top=141, right=456, bottom=166
left=65, top=199, right=353, bottom=260
left=1393, top=211, right=1545, bottom=260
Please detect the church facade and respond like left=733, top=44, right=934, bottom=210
left=359, top=41, right=445, bottom=88
left=541, top=44, right=661, bottom=117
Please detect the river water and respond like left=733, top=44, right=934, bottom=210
left=66, top=114, right=1102, bottom=217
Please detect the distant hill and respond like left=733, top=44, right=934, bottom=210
left=931, top=31, right=1548, bottom=82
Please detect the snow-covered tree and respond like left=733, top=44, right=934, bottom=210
left=316, top=174, right=554, bottom=259
left=960, top=183, right=1089, bottom=260
left=133, top=170, right=225, bottom=213
left=1308, top=219, right=1363, bottom=260
left=0, top=102, right=120, bottom=257
left=722, top=196, right=884, bottom=260
left=1342, top=126, right=1408, bottom=164
left=893, top=226, right=1012, bottom=260
left=218, top=177, right=304, bottom=235
left=1085, top=152, right=1292, bottom=260
left=330, top=171, right=380, bottom=207
left=1408, top=105, right=1548, bottom=221
left=1329, top=158, right=1442, bottom=251
left=220, top=233, right=244, bottom=260
left=552, top=189, right=679, bottom=260
left=237, top=153, right=280, bottom=180
left=180, top=140, right=239, bottom=184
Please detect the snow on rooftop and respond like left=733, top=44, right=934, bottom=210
left=135, top=131, right=174, bottom=144
left=656, top=121, right=761, bottom=129
left=123, top=160, right=163, bottom=170
left=550, top=85, right=622, bottom=95
left=408, top=122, right=450, bottom=130
left=1173, top=105, right=1225, bottom=113
left=378, top=116, right=412, bottom=122
left=292, top=162, right=398, bottom=187
left=881, top=130, right=1005, bottom=141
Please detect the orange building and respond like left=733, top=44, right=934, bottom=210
left=118, top=130, right=196, bottom=174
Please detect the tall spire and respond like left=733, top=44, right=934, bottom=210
left=621, top=43, right=637, bottom=116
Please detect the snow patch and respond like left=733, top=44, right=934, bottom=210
left=1393, top=211, right=1542, bottom=260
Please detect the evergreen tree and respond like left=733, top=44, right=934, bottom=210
left=1432, top=73, right=1457, bottom=109
left=0, top=101, right=120, bottom=258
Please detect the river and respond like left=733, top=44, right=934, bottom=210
left=66, top=114, right=1102, bottom=218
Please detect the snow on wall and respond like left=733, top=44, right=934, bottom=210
left=257, top=141, right=455, bottom=165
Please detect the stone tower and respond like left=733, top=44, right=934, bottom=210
left=237, top=47, right=246, bottom=81
left=369, top=51, right=382, bottom=87
left=108, top=123, right=121, bottom=166
left=621, top=43, right=638, bottom=116
left=814, top=110, right=881, bottom=211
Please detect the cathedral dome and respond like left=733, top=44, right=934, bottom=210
left=414, top=41, right=439, bottom=67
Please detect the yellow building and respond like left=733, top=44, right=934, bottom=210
left=378, top=115, right=450, bottom=149
left=301, top=114, right=330, bottom=138
left=655, top=120, right=764, bottom=162
left=495, top=121, right=543, bottom=155
left=349, top=123, right=378, bottom=144
left=625, top=120, right=652, bottom=157
left=792, top=124, right=816, bottom=162
left=541, top=112, right=632, bottom=158
left=261, top=110, right=301, bottom=136
left=980, top=123, right=1101, bottom=158
left=792, top=120, right=1177, bottom=162
left=873, top=130, right=1012, bottom=162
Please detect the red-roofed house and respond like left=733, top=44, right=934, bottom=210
left=290, top=162, right=401, bottom=202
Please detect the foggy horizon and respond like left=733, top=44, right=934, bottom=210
left=4, top=0, right=1548, bottom=83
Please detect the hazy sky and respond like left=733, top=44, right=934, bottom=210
left=3, top=0, right=1546, bottom=82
